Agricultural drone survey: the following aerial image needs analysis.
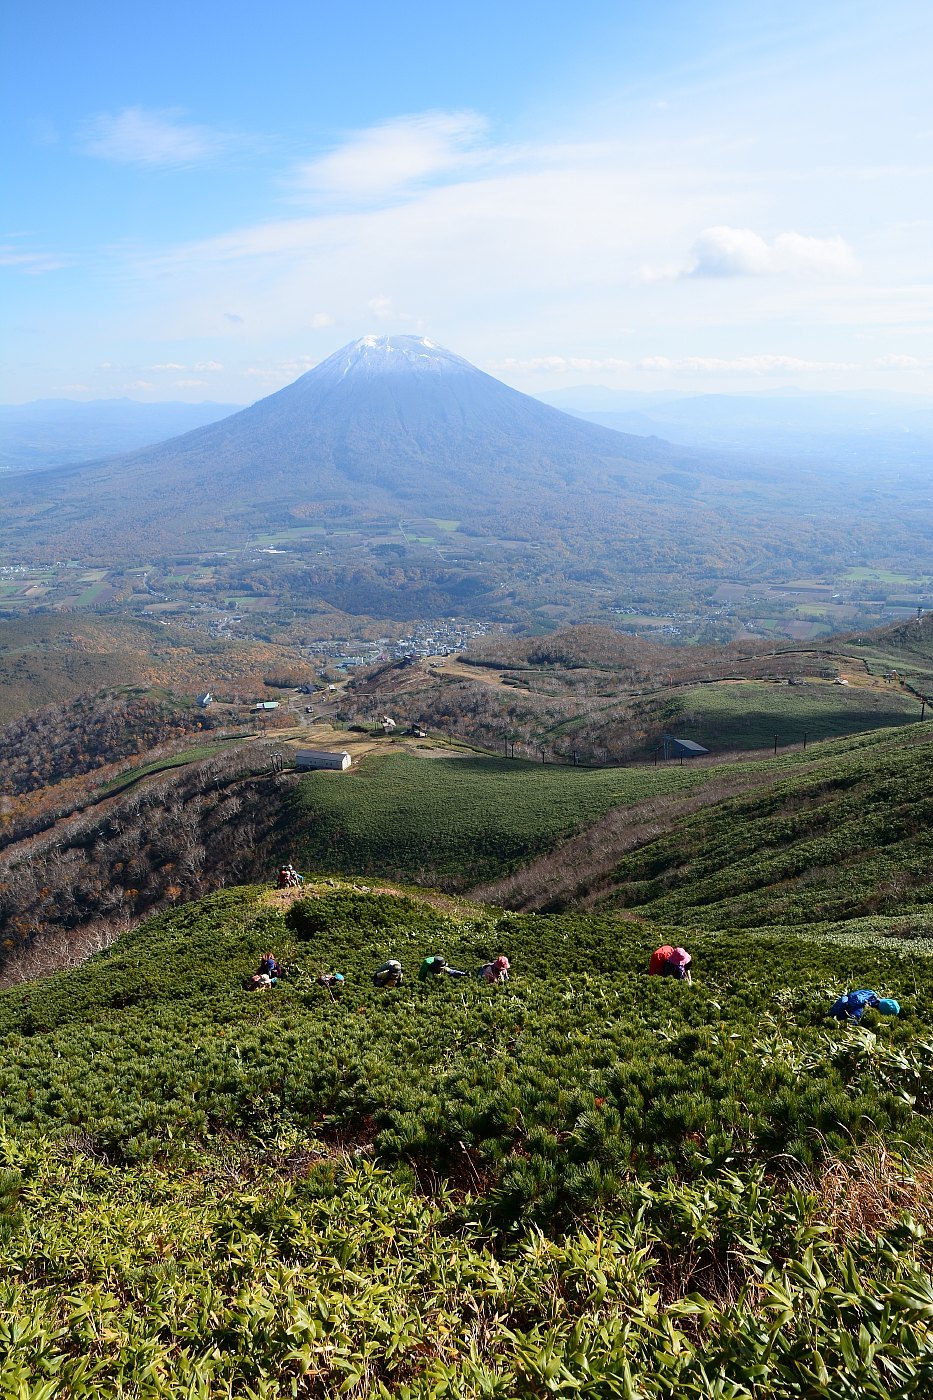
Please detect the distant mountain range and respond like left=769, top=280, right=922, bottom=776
left=0, top=398, right=243, bottom=472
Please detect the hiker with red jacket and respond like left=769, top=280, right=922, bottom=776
left=648, top=945, right=692, bottom=984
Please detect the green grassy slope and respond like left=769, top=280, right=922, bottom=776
left=285, top=726, right=932, bottom=913
left=604, top=729, right=933, bottom=929
left=832, top=612, right=933, bottom=696
left=285, top=752, right=711, bottom=886
left=2, top=883, right=933, bottom=1395
left=669, top=678, right=920, bottom=751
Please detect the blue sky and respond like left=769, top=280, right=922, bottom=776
left=3, top=0, right=932, bottom=403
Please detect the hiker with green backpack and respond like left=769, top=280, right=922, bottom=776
left=418, top=955, right=468, bottom=981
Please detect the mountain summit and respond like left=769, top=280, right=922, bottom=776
left=309, top=334, right=478, bottom=381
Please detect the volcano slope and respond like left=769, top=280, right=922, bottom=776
left=2, top=336, right=929, bottom=601
left=1, top=830, right=933, bottom=1391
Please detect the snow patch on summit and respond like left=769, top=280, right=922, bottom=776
left=313, top=334, right=477, bottom=385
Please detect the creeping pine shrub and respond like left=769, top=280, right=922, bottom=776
left=1, top=884, right=933, bottom=1394
left=0, top=886, right=931, bottom=1226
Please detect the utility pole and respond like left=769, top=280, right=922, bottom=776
left=773, top=734, right=778, bottom=756
left=803, top=732, right=808, bottom=751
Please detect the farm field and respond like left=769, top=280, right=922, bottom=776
left=1, top=882, right=932, bottom=1396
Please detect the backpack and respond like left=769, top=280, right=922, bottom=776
left=829, top=989, right=879, bottom=1021
left=649, top=946, right=675, bottom=976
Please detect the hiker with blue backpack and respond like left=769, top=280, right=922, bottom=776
left=829, top=989, right=900, bottom=1023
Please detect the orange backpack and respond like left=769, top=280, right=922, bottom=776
left=649, top=946, right=675, bottom=976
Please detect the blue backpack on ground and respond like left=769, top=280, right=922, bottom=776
left=829, top=989, right=879, bottom=1022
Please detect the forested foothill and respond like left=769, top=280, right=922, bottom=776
left=0, top=613, right=319, bottom=725
left=0, top=689, right=228, bottom=798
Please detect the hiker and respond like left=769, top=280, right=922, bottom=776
left=418, top=954, right=469, bottom=981
left=258, top=952, right=281, bottom=979
left=478, top=955, right=510, bottom=984
left=317, top=972, right=345, bottom=995
left=648, top=945, right=692, bottom=984
left=829, top=989, right=900, bottom=1023
left=285, top=864, right=304, bottom=888
left=246, top=953, right=282, bottom=990
left=277, top=867, right=290, bottom=889
left=373, top=959, right=404, bottom=988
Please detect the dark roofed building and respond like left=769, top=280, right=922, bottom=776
left=661, top=734, right=709, bottom=761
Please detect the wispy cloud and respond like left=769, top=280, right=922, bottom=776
left=80, top=106, right=232, bottom=167
left=638, top=354, right=857, bottom=373
left=494, top=353, right=858, bottom=375
left=291, top=111, right=488, bottom=202
left=490, top=356, right=633, bottom=373
left=0, top=244, right=66, bottom=273
left=873, top=353, right=930, bottom=369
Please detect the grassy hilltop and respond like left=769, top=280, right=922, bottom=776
left=2, top=878, right=933, bottom=1396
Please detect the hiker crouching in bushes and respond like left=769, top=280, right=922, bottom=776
left=829, top=989, right=900, bottom=1023
left=317, top=972, right=345, bottom=997
left=478, top=955, right=510, bottom=984
left=247, top=952, right=283, bottom=991
left=373, top=960, right=404, bottom=988
left=418, top=955, right=469, bottom=981
left=648, top=945, right=692, bottom=984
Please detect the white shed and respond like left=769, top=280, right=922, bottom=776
left=295, top=749, right=352, bottom=772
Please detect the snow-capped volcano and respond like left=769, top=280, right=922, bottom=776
left=0, top=334, right=678, bottom=555
left=314, top=334, right=474, bottom=381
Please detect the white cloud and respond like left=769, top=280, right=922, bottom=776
left=311, top=311, right=335, bottom=329
left=873, top=353, right=925, bottom=368
left=292, top=111, right=488, bottom=201
left=490, top=356, right=632, bottom=373
left=152, top=362, right=186, bottom=371
left=81, top=107, right=229, bottom=167
left=683, top=225, right=858, bottom=279
left=172, top=378, right=207, bottom=387
left=193, top=360, right=223, bottom=371
left=637, top=354, right=856, bottom=373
